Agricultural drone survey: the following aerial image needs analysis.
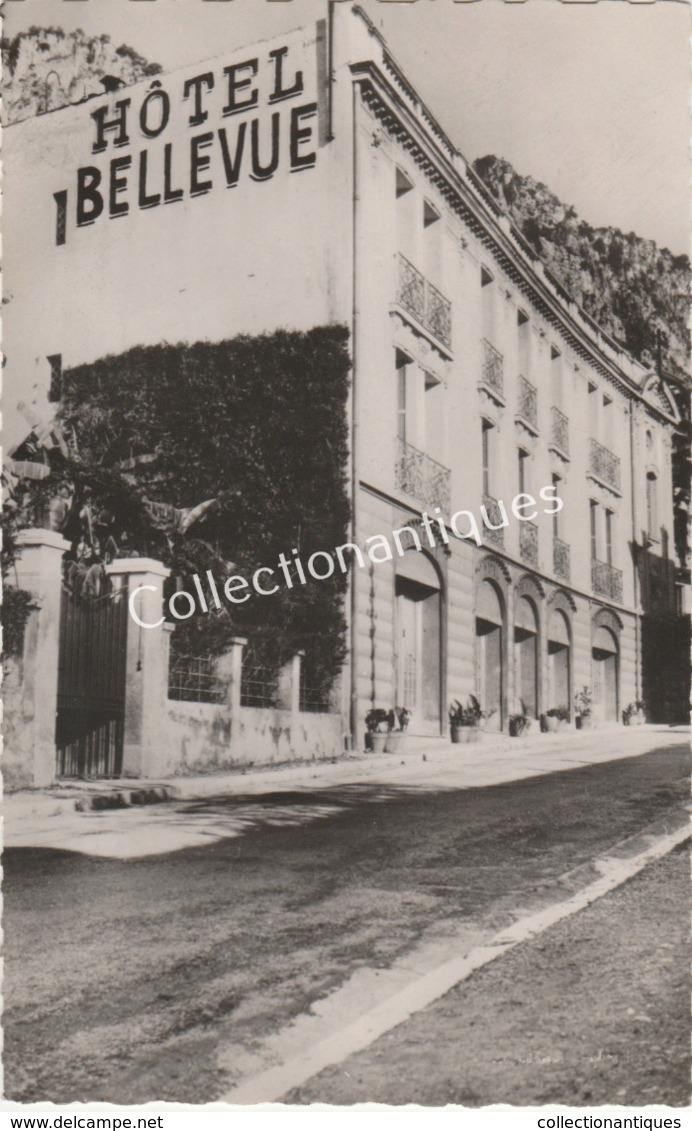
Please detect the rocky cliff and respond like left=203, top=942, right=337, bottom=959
left=473, top=156, right=690, bottom=382
left=1, top=27, right=161, bottom=127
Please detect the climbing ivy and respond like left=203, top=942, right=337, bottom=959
left=59, top=325, right=352, bottom=696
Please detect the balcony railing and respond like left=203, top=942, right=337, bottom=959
left=589, top=438, right=621, bottom=492
left=553, top=537, right=571, bottom=582
left=591, top=558, right=623, bottom=602
left=481, top=493, right=505, bottom=547
left=550, top=406, right=570, bottom=455
left=396, top=254, right=452, bottom=349
left=517, top=375, right=538, bottom=430
left=396, top=437, right=451, bottom=512
left=519, top=520, right=539, bottom=566
left=481, top=339, right=503, bottom=396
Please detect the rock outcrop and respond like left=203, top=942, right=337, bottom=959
left=474, top=155, right=690, bottom=381
left=2, top=27, right=161, bottom=126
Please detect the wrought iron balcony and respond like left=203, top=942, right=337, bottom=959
left=481, top=493, right=505, bottom=547
left=592, top=558, right=623, bottom=602
left=481, top=339, right=503, bottom=396
left=519, top=520, right=539, bottom=566
left=517, top=375, right=538, bottom=430
left=550, top=406, right=569, bottom=456
left=396, top=254, right=452, bottom=349
left=396, top=437, right=451, bottom=512
left=553, top=536, right=570, bottom=581
left=589, top=438, right=621, bottom=492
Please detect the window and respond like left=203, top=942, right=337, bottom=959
left=424, top=370, right=444, bottom=456
left=602, top=393, right=613, bottom=436
left=481, top=267, right=495, bottom=344
left=395, top=167, right=413, bottom=199
left=423, top=200, right=440, bottom=228
left=590, top=500, right=598, bottom=560
left=518, top=310, right=530, bottom=376
left=551, top=347, right=563, bottom=407
left=588, top=382, right=599, bottom=435
left=482, top=420, right=494, bottom=496
left=396, top=351, right=409, bottom=442
left=552, top=474, right=562, bottom=538
left=646, top=472, right=658, bottom=538
left=395, top=167, right=416, bottom=258
left=47, top=354, right=63, bottom=402
left=605, top=509, right=614, bottom=566
left=423, top=199, right=442, bottom=280
left=518, top=448, right=529, bottom=495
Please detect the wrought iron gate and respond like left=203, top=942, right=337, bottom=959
left=55, top=578, right=129, bottom=778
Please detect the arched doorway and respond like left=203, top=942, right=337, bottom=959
left=476, top=579, right=504, bottom=732
left=592, top=625, right=619, bottom=723
left=395, top=550, right=442, bottom=734
left=514, top=595, right=539, bottom=718
left=548, top=608, right=571, bottom=716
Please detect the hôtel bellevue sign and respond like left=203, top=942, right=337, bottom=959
left=53, top=39, right=319, bottom=244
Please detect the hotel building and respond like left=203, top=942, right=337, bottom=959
left=4, top=4, right=683, bottom=783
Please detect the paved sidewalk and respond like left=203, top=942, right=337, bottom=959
left=4, top=724, right=687, bottom=860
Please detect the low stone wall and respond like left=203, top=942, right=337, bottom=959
left=160, top=700, right=344, bottom=776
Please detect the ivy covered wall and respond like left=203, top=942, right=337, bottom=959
left=60, top=325, right=352, bottom=698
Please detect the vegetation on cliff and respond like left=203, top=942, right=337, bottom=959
left=473, top=155, right=690, bottom=381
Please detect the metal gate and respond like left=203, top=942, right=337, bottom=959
left=56, top=577, right=129, bottom=778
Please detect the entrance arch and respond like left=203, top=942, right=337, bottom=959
left=514, top=595, right=539, bottom=718
left=395, top=550, right=442, bottom=733
left=547, top=608, right=571, bottom=716
left=592, top=624, right=619, bottom=723
left=476, top=578, right=504, bottom=731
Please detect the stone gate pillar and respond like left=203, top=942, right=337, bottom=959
left=107, top=558, right=170, bottom=778
left=10, top=529, right=71, bottom=788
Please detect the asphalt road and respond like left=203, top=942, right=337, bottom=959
left=4, top=742, right=689, bottom=1105
left=289, top=844, right=691, bottom=1107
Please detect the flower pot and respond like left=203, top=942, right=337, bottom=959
left=556, top=719, right=571, bottom=732
left=384, top=732, right=406, bottom=754
left=543, top=716, right=559, bottom=733
left=369, top=733, right=388, bottom=753
left=624, top=712, right=644, bottom=726
left=451, top=725, right=481, bottom=744
left=576, top=714, right=594, bottom=730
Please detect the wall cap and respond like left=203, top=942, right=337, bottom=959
left=107, top=557, right=170, bottom=579
left=16, top=528, right=71, bottom=551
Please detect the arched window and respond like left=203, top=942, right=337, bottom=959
left=548, top=608, right=571, bottom=715
left=592, top=625, right=619, bottom=723
left=514, top=595, right=539, bottom=718
left=476, top=578, right=504, bottom=731
left=395, top=550, right=442, bottom=733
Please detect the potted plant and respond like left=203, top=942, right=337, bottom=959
left=384, top=706, right=411, bottom=753
left=365, top=708, right=389, bottom=753
left=449, top=696, right=485, bottom=743
left=574, top=686, right=594, bottom=730
left=541, top=706, right=570, bottom=733
left=509, top=699, right=533, bottom=737
left=623, top=699, right=647, bottom=726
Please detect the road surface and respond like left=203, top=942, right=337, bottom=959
left=4, top=741, right=689, bottom=1104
